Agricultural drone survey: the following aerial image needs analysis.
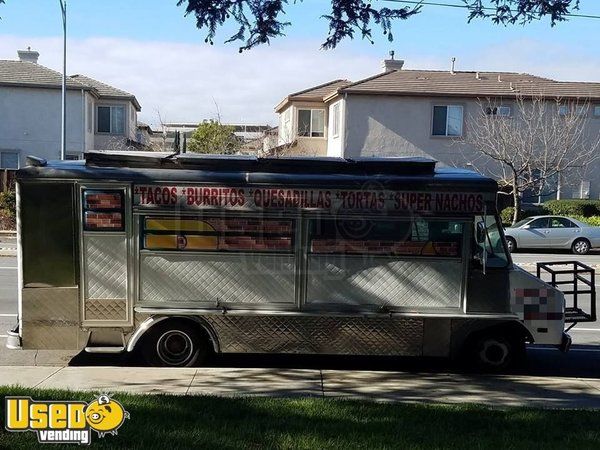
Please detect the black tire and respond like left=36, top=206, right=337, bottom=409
left=505, top=237, right=517, bottom=253
left=572, top=238, right=591, bottom=255
left=142, top=321, right=208, bottom=367
left=468, top=333, right=523, bottom=372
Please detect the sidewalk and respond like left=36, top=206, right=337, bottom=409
left=1, top=365, right=599, bottom=409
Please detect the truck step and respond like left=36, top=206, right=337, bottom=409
left=84, top=346, right=125, bottom=354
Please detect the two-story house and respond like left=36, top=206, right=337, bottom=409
left=274, top=58, right=600, bottom=199
left=0, top=49, right=142, bottom=169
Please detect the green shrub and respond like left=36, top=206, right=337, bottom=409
left=500, top=207, right=515, bottom=225
left=500, top=206, right=545, bottom=226
left=0, top=190, right=16, bottom=218
left=571, top=215, right=600, bottom=227
left=543, top=200, right=600, bottom=217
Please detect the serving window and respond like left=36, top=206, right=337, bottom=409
left=309, top=218, right=464, bottom=258
left=142, top=216, right=294, bottom=253
left=82, top=190, right=125, bottom=232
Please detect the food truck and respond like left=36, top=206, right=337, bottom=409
left=6, top=151, right=591, bottom=370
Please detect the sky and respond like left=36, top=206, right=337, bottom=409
left=1, top=0, right=599, bottom=127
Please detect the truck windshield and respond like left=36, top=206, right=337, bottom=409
left=475, top=215, right=509, bottom=268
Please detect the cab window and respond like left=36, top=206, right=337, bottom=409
left=475, top=215, right=509, bottom=268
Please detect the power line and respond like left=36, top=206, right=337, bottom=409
left=384, top=0, right=600, bottom=21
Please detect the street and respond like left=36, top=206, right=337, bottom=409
left=0, top=242, right=599, bottom=376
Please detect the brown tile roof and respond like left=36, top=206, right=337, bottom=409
left=275, top=79, right=351, bottom=112
left=0, top=60, right=89, bottom=89
left=0, top=60, right=141, bottom=110
left=71, top=74, right=141, bottom=111
left=335, top=69, right=600, bottom=100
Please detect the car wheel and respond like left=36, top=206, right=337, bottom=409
left=505, top=237, right=517, bottom=253
left=572, top=238, right=591, bottom=255
left=142, top=321, right=207, bottom=367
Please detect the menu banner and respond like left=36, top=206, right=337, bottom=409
left=133, top=185, right=486, bottom=214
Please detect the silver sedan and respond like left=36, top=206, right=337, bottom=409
left=504, top=215, right=600, bottom=255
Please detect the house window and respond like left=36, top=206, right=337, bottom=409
left=485, top=106, right=511, bottom=117
left=432, top=105, right=463, bottom=136
left=0, top=151, right=19, bottom=169
left=558, top=105, right=587, bottom=117
left=594, top=106, right=600, bottom=117
left=97, top=106, right=125, bottom=134
left=298, top=109, right=325, bottom=137
left=332, top=103, right=341, bottom=138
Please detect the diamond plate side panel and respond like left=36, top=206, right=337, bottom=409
left=85, top=299, right=127, bottom=321
left=307, top=256, right=462, bottom=309
left=205, top=316, right=423, bottom=356
left=84, top=235, right=127, bottom=299
left=140, top=254, right=295, bottom=304
left=22, top=287, right=83, bottom=350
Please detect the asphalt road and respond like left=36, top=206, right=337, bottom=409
left=0, top=248, right=599, bottom=376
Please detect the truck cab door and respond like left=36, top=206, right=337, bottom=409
left=467, top=216, right=511, bottom=314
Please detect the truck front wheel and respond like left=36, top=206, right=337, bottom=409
left=142, top=321, right=207, bottom=367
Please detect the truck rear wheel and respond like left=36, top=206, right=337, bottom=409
left=468, top=332, right=524, bottom=372
left=142, top=321, right=207, bottom=367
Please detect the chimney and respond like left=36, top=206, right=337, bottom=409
left=381, top=50, right=404, bottom=72
left=18, top=47, right=39, bottom=64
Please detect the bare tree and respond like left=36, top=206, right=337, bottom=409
left=463, top=95, right=600, bottom=224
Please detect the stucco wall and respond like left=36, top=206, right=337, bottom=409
left=343, top=94, right=600, bottom=199
left=0, top=86, right=85, bottom=166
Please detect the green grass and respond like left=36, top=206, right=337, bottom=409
left=1, top=386, right=600, bottom=449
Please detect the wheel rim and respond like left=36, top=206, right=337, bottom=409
left=574, top=240, right=589, bottom=254
left=507, top=239, right=515, bottom=252
left=156, top=330, right=194, bottom=366
left=479, top=339, right=509, bottom=367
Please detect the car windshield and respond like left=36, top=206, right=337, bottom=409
left=512, top=218, right=532, bottom=228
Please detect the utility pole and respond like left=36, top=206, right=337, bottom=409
left=59, top=0, right=67, bottom=160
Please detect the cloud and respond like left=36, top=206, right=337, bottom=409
left=0, top=35, right=383, bottom=127
left=0, top=35, right=598, bottom=128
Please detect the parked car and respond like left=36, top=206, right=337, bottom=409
left=504, top=215, right=600, bottom=255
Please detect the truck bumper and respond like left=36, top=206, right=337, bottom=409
left=558, top=332, right=572, bottom=353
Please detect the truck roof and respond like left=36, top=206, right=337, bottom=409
left=17, top=151, right=498, bottom=192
